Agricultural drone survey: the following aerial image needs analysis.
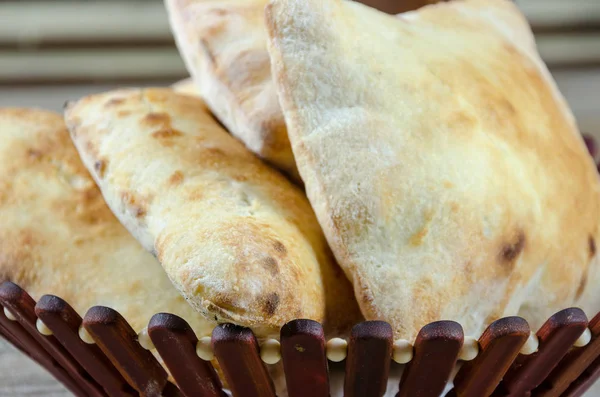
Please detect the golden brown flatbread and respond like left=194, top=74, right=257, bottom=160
left=65, top=88, right=361, bottom=338
left=266, top=0, right=600, bottom=338
left=0, top=108, right=214, bottom=336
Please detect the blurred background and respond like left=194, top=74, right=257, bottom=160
left=0, top=0, right=598, bottom=136
left=0, top=0, right=599, bottom=395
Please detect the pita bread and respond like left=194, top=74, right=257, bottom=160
left=164, top=0, right=300, bottom=183
left=0, top=108, right=213, bottom=336
left=65, top=88, right=361, bottom=338
left=266, top=0, right=600, bottom=339
left=171, top=77, right=199, bottom=97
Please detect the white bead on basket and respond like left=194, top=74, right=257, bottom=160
left=35, top=318, right=53, bottom=336
left=196, top=336, right=214, bottom=361
left=326, top=338, right=348, bottom=362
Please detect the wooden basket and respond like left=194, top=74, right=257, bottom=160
left=1, top=281, right=599, bottom=397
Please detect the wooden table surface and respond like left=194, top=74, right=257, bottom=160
left=0, top=68, right=599, bottom=396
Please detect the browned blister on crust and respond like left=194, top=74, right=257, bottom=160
left=266, top=0, right=600, bottom=339
left=65, top=88, right=361, bottom=338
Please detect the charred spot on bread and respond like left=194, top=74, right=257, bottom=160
left=27, top=149, right=43, bottom=160
left=206, top=147, right=225, bottom=156
left=499, top=230, right=526, bottom=266
left=121, top=191, right=149, bottom=219
left=94, top=159, right=107, bottom=178
left=262, top=292, right=280, bottom=316
left=168, top=171, right=184, bottom=186
left=104, top=98, right=125, bottom=107
left=589, top=235, right=596, bottom=258
left=409, top=226, right=429, bottom=247
left=144, top=112, right=183, bottom=141
left=143, top=112, right=172, bottom=127
left=135, top=207, right=146, bottom=218
left=261, top=256, right=279, bottom=276
left=233, top=175, right=248, bottom=182
left=152, top=128, right=184, bottom=139
left=576, top=265, right=590, bottom=301
left=273, top=240, right=287, bottom=255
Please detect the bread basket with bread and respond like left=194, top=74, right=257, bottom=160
left=2, top=0, right=600, bottom=396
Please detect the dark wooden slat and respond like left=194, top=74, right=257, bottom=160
left=398, top=321, right=463, bottom=397
left=0, top=319, right=29, bottom=355
left=212, top=324, right=276, bottom=397
left=280, top=319, right=329, bottom=397
left=562, top=355, right=600, bottom=397
left=163, top=381, right=186, bottom=397
left=1, top=303, right=89, bottom=397
left=83, top=306, right=168, bottom=396
left=0, top=282, right=105, bottom=397
left=148, top=313, right=225, bottom=397
left=496, top=308, right=588, bottom=397
left=1, top=301, right=58, bottom=370
left=532, top=311, right=600, bottom=396
left=452, top=317, right=530, bottom=397
left=344, top=321, right=393, bottom=397
left=35, top=295, right=135, bottom=397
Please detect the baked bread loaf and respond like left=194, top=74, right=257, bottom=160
left=266, top=0, right=600, bottom=339
left=65, top=88, right=361, bottom=338
left=0, top=108, right=213, bottom=335
left=164, top=0, right=300, bottom=182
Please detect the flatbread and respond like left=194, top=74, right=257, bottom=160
left=65, top=88, right=361, bottom=338
left=266, top=0, right=600, bottom=339
left=0, top=108, right=214, bottom=336
left=171, top=77, right=199, bottom=96
left=164, top=0, right=300, bottom=183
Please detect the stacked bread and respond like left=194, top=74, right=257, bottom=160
left=1, top=1, right=599, bottom=382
